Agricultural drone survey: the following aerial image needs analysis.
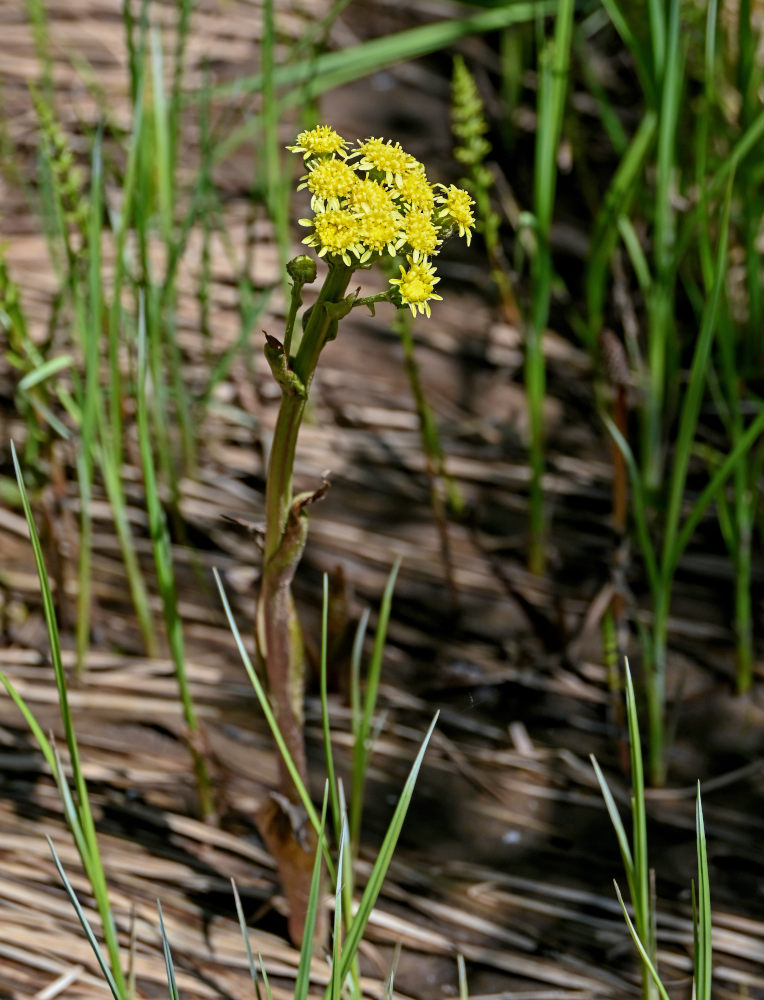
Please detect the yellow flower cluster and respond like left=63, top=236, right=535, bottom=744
left=287, top=126, right=475, bottom=318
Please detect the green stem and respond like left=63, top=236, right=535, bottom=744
left=352, top=290, right=393, bottom=313
left=283, top=291, right=301, bottom=358
left=259, top=261, right=354, bottom=792
left=264, top=261, right=353, bottom=556
left=647, top=586, right=669, bottom=785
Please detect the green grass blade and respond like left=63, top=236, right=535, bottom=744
left=1, top=676, right=97, bottom=903
left=168, top=0, right=193, bottom=175
left=643, top=0, right=683, bottom=490
left=17, top=353, right=74, bottom=390
left=50, top=742, right=97, bottom=885
left=47, top=837, right=125, bottom=1000
left=336, top=779, right=361, bottom=1000
left=695, top=784, right=712, bottom=1000
left=0, top=671, right=57, bottom=773
left=691, top=878, right=700, bottom=992
left=646, top=0, right=665, bottom=82
left=11, top=442, right=88, bottom=816
left=231, top=879, right=264, bottom=1000
left=350, top=607, right=370, bottom=747
left=150, top=29, right=173, bottom=243
left=75, top=129, right=104, bottom=674
left=216, top=3, right=557, bottom=101
left=74, top=446, right=93, bottom=676
left=157, top=901, right=180, bottom=1000
left=107, top=67, right=144, bottom=467
left=601, top=415, right=659, bottom=598
left=294, top=788, right=329, bottom=1000
left=613, top=882, right=671, bottom=1000
left=618, top=215, right=652, bottom=293
left=661, top=177, right=734, bottom=574
left=653, top=0, right=681, bottom=276
left=96, top=442, right=158, bottom=657
left=258, top=956, right=275, bottom=1000
left=337, top=714, right=438, bottom=984
left=534, top=0, right=575, bottom=237
left=11, top=441, right=127, bottom=993
left=320, top=576, right=341, bottom=841
left=599, top=0, right=654, bottom=102
left=624, top=663, right=650, bottom=956
left=590, top=755, right=635, bottom=888
left=213, top=2, right=557, bottom=163
left=148, top=27, right=196, bottom=475
left=121, top=0, right=138, bottom=102
left=694, top=0, right=719, bottom=290
left=350, top=558, right=401, bottom=846
left=526, top=0, right=574, bottom=572
left=329, top=816, right=348, bottom=1000
left=457, top=954, right=469, bottom=1000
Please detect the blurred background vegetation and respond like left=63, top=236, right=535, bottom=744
left=1, top=0, right=764, bottom=997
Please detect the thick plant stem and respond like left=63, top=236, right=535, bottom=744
left=258, top=261, right=354, bottom=796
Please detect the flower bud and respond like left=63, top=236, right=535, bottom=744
left=287, top=255, right=317, bottom=284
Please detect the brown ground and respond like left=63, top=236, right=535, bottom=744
left=1, top=2, right=764, bottom=999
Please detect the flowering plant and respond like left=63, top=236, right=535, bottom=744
left=256, top=126, right=474, bottom=942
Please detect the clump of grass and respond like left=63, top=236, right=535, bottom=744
left=586, top=0, right=764, bottom=780
left=592, top=662, right=712, bottom=1000
left=3, top=443, right=127, bottom=997
left=591, top=664, right=655, bottom=999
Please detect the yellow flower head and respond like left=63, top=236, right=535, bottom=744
left=300, top=209, right=361, bottom=266
left=288, top=126, right=475, bottom=317
left=300, top=158, right=357, bottom=211
left=389, top=258, right=443, bottom=318
left=402, top=209, right=441, bottom=262
left=352, top=137, right=421, bottom=187
left=395, top=169, right=435, bottom=213
left=435, top=184, right=476, bottom=244
left=347, top=178, right=396, bottom=215
left=355, top=207, right=405, bottom=261
left=287, top=125, right=348, bottom=160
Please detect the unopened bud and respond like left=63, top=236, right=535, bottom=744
left=287, top=255, right=317, bottom=284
